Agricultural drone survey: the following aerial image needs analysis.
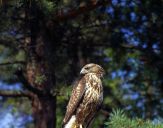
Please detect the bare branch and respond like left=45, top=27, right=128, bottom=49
left=15, top=69, right=49, bottom=96
left=0, top=90, right=32, bottom=98
left=55, top=0, right=110, bottom=21
left=0, top=61, right=26, bottom=66
left=0, top=39, right=17, bottom=49
left=100, top=109, right=110, bottom=116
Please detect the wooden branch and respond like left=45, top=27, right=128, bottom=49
left=101, top=109, right=110, bottom=116
left=0, top=90, right=32, bottom=98
left=0, top=61, right=26, bottom=66
left=55, top=0, right=110, bottom=21
left=0, top=39, right=18, bottom=49
left=15, top=69, right=48, bottom=96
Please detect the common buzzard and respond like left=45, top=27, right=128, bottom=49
left=62, top=63, right=105, bottom=128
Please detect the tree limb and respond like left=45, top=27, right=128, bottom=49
left=15, top=69, right=49, bottom=96
left=101, top=109, right=110, bottom=116
left=0, top=90, right=32, bottom=98
left=0, top=61, right=26, bottom=66
left=0, top=39, right=18, bottom=49
left=55, top=0, right=110, bottom=21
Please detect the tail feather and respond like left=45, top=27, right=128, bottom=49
left=63, top=115, right=77, bottom=128
left=62, top=115, right=83, bottom=128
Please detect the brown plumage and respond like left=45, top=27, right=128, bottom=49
left=62, top=63, right=105, bottom=128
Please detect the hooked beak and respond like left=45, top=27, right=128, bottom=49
left=80, top=68, right=88, bottom=75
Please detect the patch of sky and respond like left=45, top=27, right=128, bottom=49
left=152, top=43, right=160, bottom=54
left=120, top=0, right=126, bottom=7
left=94, top=48, right=104, bottom=56
left=112, top=0, right=127, bottom=7
left=142, top=43, right=147, bottom=48
left=123, top=94, right=129, bottom=100
left=117, top=70, right=127, bottom=76
left=129, top=37, right=140, bottom=46
left=125, top=105, right=132, bottom=110
left=15, top=114, right=33, bottom=127
left=0, top=81, right=23, bottom=91
left=153, top=117, right=163, bottom=124
left=127, top=58, right=136, bottom=63
left=112, top=0, right=136, bottom=7
left=136, top=98, right=145, bottom=108
left=112, top=0, right=118, bottom=6
left=123, top=33, right=130, bottom=39
left=106, top=6, right=114, bottom=17
left=0, top=55, right=4, bottom=61
left=121, top=28, right=137, bottom=43
left=1, top=31, right=22, bottom=40
left=142, top=15, right=147, bottom=21
left=111, top=70, right=138, bottom=81
left=8, top=27, right=18, bottom=36
left=122, top=83, right=133, bottom=89
left=128, top=71, right=136, bottom=78
left=111, top=70, right=127, bottom=79
left=104, top=57, right=112, bottom=62
left=1, top=32, right=9, bottom=36
left=111, top=72, right=116, bottom=79
left=9, top=30, right=17, bottom=36
left=15, top=34, right=24, bottom=39
left=130, top=12, right=137, bottom=22
left=0, top=107, right=33, bottom=128
left=125, top=71, right=137, bottom=81
left=128, top=1, right=136, bottom=7
left=143, top=21, right=149, bottom=27
left=123, top=92, right=139, bottom=100
left=160, top=99, right=163, bottom=104
left=120, top=15, right=126, bottom=21
left=127, top=58, right=139, bottom=70
left=153, top=110, right=158, bottom=117
left=130, top=92, right=139, bottom=100
left=121, top=28, right=134, bottom=36
left=152, top=43, right=159, bottom=49
left=137, top=27, right=143, bottom=33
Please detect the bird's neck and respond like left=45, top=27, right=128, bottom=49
left=85, top=73, right=101, bottom=82
left=86, top=73, right=102, bottom=78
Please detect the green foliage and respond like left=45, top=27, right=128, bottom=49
left=105, top=110, right=163, bottom=128
left=35, top=74, right=47, bottom=85
left=38, top=0, right=57, bottom=15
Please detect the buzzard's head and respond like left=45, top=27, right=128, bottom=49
left=80, top=63, right=105, bottom=77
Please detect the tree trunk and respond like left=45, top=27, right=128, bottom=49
left=25, top=44, right=57, bottom=128
left=32, top=95, right=56, bottom=128
left=24, top=1, right=57, bottom=127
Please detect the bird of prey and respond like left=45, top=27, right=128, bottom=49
left=62, top=63, right=105, bottom=128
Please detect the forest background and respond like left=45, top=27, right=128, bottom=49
left=0, top=0, right=162, bottom=128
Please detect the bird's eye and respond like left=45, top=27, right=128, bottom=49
left=85, top=67, right=89, bottom=70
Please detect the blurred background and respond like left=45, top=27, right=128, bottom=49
left=0, top=0, right=162, bottom=128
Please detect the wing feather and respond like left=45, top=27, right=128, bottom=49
left=62, top=77, right=86, bottom=126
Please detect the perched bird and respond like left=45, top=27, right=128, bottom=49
left=62, top=63, right=105, bottom=128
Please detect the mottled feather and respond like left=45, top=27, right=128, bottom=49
left=62, top=63, right=104, bottom=128
left=62, top=77, right=86, bottom=126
